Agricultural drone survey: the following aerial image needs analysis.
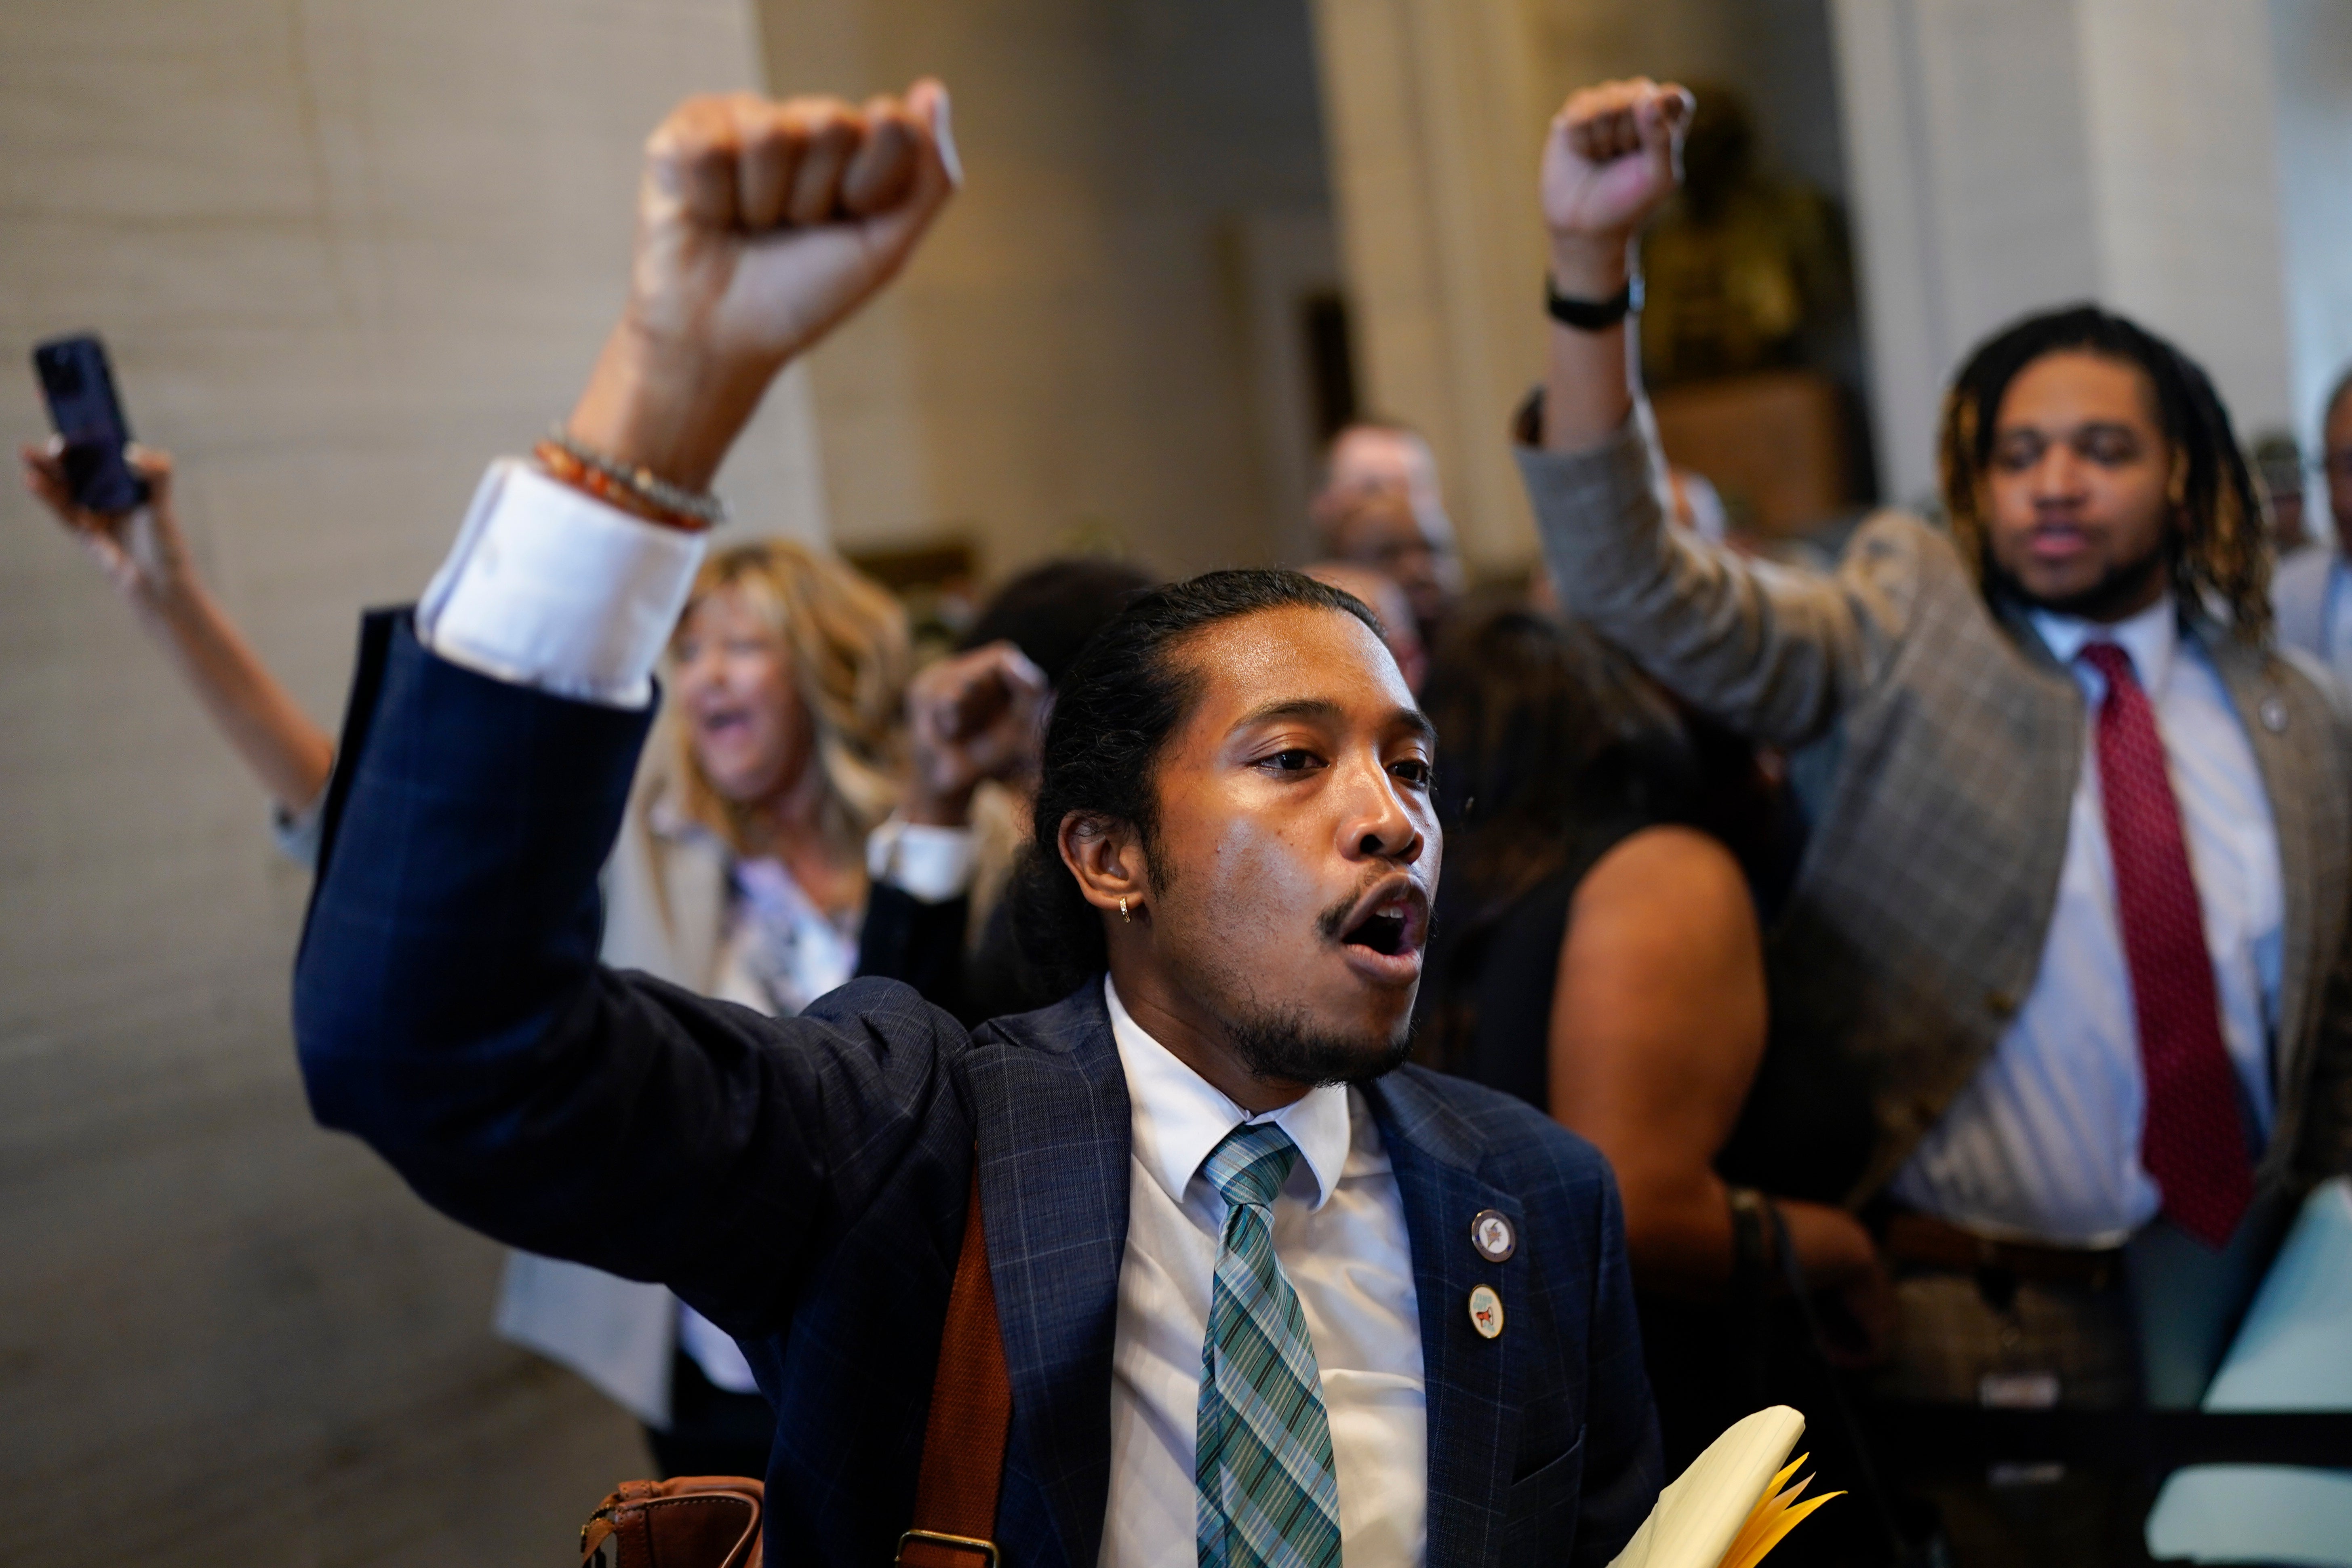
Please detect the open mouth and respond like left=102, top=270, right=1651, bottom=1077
left=695, top=707, right=754, bottom=742
left=1333, top=879, right=1428, bottom=968
left=1348, top=903, right=1411, bottom=956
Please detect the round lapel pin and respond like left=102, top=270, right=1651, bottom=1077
left=1468, top=1284, right=1504, bottom=1340
left=1471, top=1208, right=1516, bottom=1262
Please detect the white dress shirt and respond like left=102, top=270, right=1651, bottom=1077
left=1891, top=594, right=2282, bottom=1246
left=1103, top=977, right=1426, bottom=1568
left=420, top=464, right=1431, bottom=1549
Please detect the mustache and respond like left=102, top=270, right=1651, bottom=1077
left=1315, top=875, right=1394, bottom=943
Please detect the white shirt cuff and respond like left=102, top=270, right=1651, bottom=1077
left=865, top=817, right=978, bottom=903
left=417, top=459, right=706, bottom=709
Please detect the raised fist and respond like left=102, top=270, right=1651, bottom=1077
left=902, top=641, right=1050, bottom=827
left=1540, top=78, right=1691, bottom=283
left=570, top=82, right=959, bottom=491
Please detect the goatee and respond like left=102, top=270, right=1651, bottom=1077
left=1225, top=1002, right=1413, bottom=1089
left=1990, top=545, right=2169, bottom=624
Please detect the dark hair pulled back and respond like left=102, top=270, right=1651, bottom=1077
left=1008, top=568, right=1386, bottom=996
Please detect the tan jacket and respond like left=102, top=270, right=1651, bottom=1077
left=602, top=759, right=733, bottom=990
left=1518, top=420, right=2352, bottom=1204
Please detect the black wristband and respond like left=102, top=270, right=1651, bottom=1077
left=1545, top=272, right=1642, bottom=331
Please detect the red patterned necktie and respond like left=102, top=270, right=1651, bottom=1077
left=2078, top=642, right=2254, bottom=1248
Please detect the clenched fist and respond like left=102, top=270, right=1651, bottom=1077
left=902, top=641, right=1049, bottom=827
left=569, top=82, right=960, bottom=492
left=1541, top=78, right=1691, bottom=296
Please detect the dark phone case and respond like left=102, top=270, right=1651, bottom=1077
left=32, top=333, right=149, bottom=514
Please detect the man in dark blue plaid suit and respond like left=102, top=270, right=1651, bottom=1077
left=292, top=80, right=1660, bottom=1567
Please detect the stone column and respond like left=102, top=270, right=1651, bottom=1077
left=1308, top=0, right=1554, bottom=574
left=1830, top=0, right=2302, bottom=503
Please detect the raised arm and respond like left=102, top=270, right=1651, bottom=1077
left=295, top=84, right=964, bottom=1330
left=19, top=441, right=335, bottom=817
left=1522, top=80, right=1885, bottom=748
left=856, top=640, right=1048, bottom=1019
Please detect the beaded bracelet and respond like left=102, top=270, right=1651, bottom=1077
left=534, top=427, right=727, bottom=532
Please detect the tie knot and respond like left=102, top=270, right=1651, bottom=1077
left=2079, top=640, right=2138, bottom=689
left=1203, top=1121, right=1300, bottom=1211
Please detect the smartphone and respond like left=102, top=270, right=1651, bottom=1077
left=32, top=333, right=150, bottom=513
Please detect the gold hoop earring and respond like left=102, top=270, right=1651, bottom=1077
left=1119, top=897, right=1131, bottom=923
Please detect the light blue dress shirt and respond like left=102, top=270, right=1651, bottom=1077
left=1890, top=595, right=2282, bottom=1246
left=2320, top=558, right=2352, bottom=695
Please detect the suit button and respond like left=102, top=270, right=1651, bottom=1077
left=2261, top=695, right=2290, bottom=733
left=1986, top=989, right=2019, bottom=1017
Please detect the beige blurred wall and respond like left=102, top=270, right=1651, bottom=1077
left=0, top=0, right=819, bottom=1560
left=759, top=0, right=1339, bottom=577
left=1309, top=0, right=1848, bottom=575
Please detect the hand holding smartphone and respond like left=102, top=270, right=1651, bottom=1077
left=32, top=333, right=150, bottom=514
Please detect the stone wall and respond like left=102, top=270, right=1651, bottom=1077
left=0, top=1, right=818, bottom=1560
left=762, top=0, right=1339, bottom=575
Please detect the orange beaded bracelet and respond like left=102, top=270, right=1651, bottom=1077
left=532, top=438, right=720, bottom=534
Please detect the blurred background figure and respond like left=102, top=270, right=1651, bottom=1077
left=1307, top=419, right=1463, bottom=640
left=2252, top=429, right=2314, bottom=556
left=1302, top=558, right=1428, bottom=692
left=2269, top=369, right=2352, bottom=695
left=867, top=554, right=1160, bottom=1024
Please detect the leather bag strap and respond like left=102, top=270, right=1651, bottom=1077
left=898, top=1163, right=1013, bottom=1568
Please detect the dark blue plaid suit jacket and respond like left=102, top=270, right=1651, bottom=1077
left=294, top=614, right=1661, bottom=1567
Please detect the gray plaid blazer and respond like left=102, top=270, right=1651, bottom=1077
left=1517, top=421, right=2352, bottom=1205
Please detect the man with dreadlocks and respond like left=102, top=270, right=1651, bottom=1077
left=1518, top=78, right=2352, bottom=1566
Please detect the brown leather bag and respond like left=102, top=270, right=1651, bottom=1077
left=581, top=1477, right=763, bottom=1568
left=579, top=1167, right=1012, bottom=1568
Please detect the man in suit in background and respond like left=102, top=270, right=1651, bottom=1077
left=2269, top=368, right=2352, bottom=697
left=291, top=78, right=1658, bottom=1568
left=1524, top=78, right=2352, bottom=1566
left=1310, top=420, right=1464, bottom=644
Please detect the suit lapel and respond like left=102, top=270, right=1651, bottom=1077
left=964, top=986, right=1133, bottom=1568
left=2204, top=630, right=2339, bottom=1121
left=1362, top=1072, right=1524, bottom=1568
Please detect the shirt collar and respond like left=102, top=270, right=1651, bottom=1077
left=2030, top=591, right=2179, bottom=697
left=1104, top=975, right=1352, bottom=1213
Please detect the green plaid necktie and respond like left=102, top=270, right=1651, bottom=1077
left=1195, top=1121, right=1343, bottom=1568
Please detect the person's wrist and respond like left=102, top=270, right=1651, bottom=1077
left=137, top=563, right=208, bottom=625
left=564, top=313, right=772, bottom=495
left=1547, top=233, right=1634, bottom=301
